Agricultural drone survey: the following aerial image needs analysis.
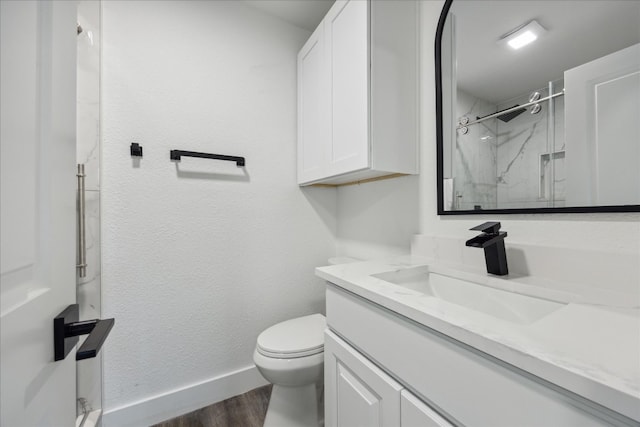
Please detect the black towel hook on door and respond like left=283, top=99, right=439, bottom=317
left=54, top=304, right=114, bottom=361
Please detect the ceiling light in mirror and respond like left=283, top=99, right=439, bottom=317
left=501, top=20, right=546, bottom=50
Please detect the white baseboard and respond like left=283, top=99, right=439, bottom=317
left=102, top=365, right=268, bottom=427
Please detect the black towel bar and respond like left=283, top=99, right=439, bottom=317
left=170, top=150, right=245, bottom=167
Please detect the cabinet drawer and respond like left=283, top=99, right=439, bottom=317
left=326, top=285, right=623, bottom=427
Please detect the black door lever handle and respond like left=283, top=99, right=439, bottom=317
left=73, top=318, right=114, bottom=360
left=54, top=304, right=115, bottom=361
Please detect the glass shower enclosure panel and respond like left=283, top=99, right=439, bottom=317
left=454, top=90, right=499, bottom=211
left=77, top=1, right=103, bottom=426
left=452, top=79, right=565, bottom=211
left=494, top=80, right=565, bottom=209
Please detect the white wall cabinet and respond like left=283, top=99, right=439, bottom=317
left=297, top=0, right=418, bottom=186
left=298, top=24, right=328, bottom=183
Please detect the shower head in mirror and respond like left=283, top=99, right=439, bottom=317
left=529, top=91, right=541, bottom=102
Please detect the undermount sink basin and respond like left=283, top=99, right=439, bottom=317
left=371, top=267, right=565, bottom=324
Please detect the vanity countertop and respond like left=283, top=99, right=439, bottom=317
left=316, top=257, right=640, bottom=422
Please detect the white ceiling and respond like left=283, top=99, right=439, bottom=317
left=241, top=0, right=639, bottom=105
left=450, top=1, right=640, bottom=104
left=243, top=0, right=335, bottom=32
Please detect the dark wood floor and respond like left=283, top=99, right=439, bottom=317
left=151, top=385, right=272, bottom=427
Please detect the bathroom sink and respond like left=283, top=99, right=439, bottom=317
left=371, top=267, right=565, bottom=324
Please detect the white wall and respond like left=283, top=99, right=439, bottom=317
left=99, top=1, right=639, bottom=424
left=419, top=1, right=640, bottom=261
left=101, top=1, right=336, bottom=424
left=336, top=176, right=420, bottom=260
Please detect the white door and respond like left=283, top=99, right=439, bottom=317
left=325, top=0, right=370, bottom=177
left=565, top=43, right=640, bottom=206
left=1, top=1, right=78, bottom=426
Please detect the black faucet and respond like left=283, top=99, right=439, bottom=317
left=465, top=222, right=508, bottom=276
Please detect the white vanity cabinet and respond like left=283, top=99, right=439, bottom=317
left=325, top=284, right=633, bottom=427
left=325, top=330, right=453, bottom=427
left=297, top=0, right=418, bottom=186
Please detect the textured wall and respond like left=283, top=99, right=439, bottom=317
left=100, top=0, right=639, bottom=418
left=101, top=0, right=336, bottom=412
left=419, top=1, right=640, bottom=262
left=336, top=176, right=420, bottom=260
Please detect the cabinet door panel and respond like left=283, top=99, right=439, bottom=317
left=297, top=25, right=328, bottom=184
left=325, top=330, right=401, bottom=427
left=336, top=362, right=381, bottom=427
left=325, top=0, right=369, bottom=176
left=401, top=390, right=453, bottom=427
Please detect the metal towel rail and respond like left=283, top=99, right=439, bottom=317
left=170, top=150, right=245, bottom=167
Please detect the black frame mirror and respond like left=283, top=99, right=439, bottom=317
left=435, top=0, right=640, bottom=215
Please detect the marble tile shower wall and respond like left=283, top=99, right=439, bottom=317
left=76, top=0, right=102, bottom=418
left=495, top=85, right=565, bottom=209
left=454, top=89, right=498, bottom=210
left=454, top=85, right=566, bottom=210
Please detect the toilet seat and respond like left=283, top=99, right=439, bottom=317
left=257, top=313, right=326, bottom=359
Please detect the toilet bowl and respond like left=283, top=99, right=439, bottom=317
left=254, top=313, right=326, bottom=427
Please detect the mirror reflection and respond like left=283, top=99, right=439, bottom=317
left=438, top=0, right=640, bottom=213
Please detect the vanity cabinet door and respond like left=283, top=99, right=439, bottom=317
left=401, top=390, right=453, bottom=427
left=325, top=330, right=402, bottom=427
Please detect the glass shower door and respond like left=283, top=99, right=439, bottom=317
left=77, top=1, right=103, bottom=425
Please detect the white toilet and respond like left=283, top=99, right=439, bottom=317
left=254, top=313, right=326, bottom=427
left=254, top=258, right=359, bottom=427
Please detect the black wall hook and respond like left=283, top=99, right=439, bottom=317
left=130, top=143, right=143, bottom=157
